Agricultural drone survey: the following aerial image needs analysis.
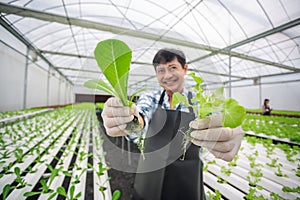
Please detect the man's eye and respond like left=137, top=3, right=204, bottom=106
left=169, top=67, right=177, bottom=71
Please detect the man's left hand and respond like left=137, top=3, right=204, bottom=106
left=189, top=114, right=244, bottom=162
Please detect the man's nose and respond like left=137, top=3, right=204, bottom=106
left=164, top=70, right=173, bottom=78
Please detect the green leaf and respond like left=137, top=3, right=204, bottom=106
left=56, top=186, right=67, bottom=198
left=69, top=185, right=75, bottom=199
left=112, top=189, right=121, bottom=200
left=84, top=79, right=117, bottom=97
left=94, top=39, right=132, bottom=105
left=40, top=179, right=48, bottom=192
left=48, top=192, right=57, bottom=200
left=129, top=88, right=148, bottom=103
left=75, top=192, right=82, bottom=199
left=172, top=92, right=191, bottom=108
left=14, top=167, right=21, bottom=176
left=46, top=163, right=54, bottom=172
left=222, top=98, right=246, bottom=128
left=3, top=184, right=11, bottom=199
left=199, top=102, right=214, bottom=118
left=172, top=73, right=246, bottom=128
left=23, top=191, right=41, bottom=197
left=189, top=72, right=204, bottom=85
left=99, top=186, right=107, bottom=191
left=210, top=87, right=225, bottom=104
left=63, top=170, right=73, bottom=177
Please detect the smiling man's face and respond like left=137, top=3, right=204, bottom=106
left=155, top=57, right=188, bottom=95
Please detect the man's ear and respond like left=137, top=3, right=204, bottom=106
left=184, top=64, right=188, bottom=73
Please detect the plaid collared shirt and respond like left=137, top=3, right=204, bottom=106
left=136, top=88, right=193, bottom=130
left=127, top=88, right=202, bottom=159
left=126, top=88, right=194, bottom=141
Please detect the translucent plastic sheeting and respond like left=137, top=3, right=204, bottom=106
left=0, top=0, right=299, bottom=93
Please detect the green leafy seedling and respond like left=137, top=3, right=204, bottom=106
left=56, top=186, right=67, bottom=198
left=84, top=39, right=146, bottom=106
left=84, top=39, right=146, bottom=156
left=112, top=189, right=121, bottom=200
left=2, top=184, right=11, bottom=200
left=172, top=72, right=246, bottom=159
left=14, top=167, right=31, bottom=188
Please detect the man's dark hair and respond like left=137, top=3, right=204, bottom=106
left=152, top=48, right=186, bottom=68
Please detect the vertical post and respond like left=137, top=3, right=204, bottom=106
left=23, top=47, right=29, bottom=109
left=47, top=65, right=50, bottom=106
left=58, top=77, right=61, bottom=105
left=65, top=82, right=67, bottom=105
left=228, top=54, right=232, bottom=98
left=258, top=77, right=262, bottom=109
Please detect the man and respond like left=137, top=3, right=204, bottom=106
left=102, top=48, right=244, bottom=200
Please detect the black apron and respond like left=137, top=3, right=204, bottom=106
left=133, top=90, right=205, bottom=200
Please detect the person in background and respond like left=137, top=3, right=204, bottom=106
left=262, top=98, right=272, bottom=115
left=101, top=48, right=244, bottom=200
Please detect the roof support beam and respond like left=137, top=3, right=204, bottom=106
left=40, top=50, right=94, bottom=59
left=225, top=78, right=300, bottom=88
left=41, top=50, right=152, bottom=66
left=222, top=71, right=299, bottom=85
left=0, top=15, right=73, bottom=85
left=188, top=17, right=300, bottom=64
left=1, top=3, right=299, bottom=73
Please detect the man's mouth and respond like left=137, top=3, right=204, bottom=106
left=163, top=78, right=177, bottom=86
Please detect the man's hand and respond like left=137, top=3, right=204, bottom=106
left=189, top=114, right=244, bottom=162
left=101, top=97, right=138, bottom=137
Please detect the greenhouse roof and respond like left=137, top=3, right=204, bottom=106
left=1, top=0, right=300, bottom=94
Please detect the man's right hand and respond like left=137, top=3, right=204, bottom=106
left=101, top=97, right=137, bottom=137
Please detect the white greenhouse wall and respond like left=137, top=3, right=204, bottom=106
left=0, top=28, right=75, bottom=112
left=26, top=63, right=48, bottom=108
left=0, top=42, right=26, bottom=111
left=48, top=76, right=60, bottom=106
left=231, top=82, right=300, bottom=111
left=261, top=82, right=300, bottom=111
left=60, top=80, right=67, bottom=105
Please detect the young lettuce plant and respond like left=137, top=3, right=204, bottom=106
left=84, top=39, right=146, bottom=155
left=172, top=72, right=246, bottom=159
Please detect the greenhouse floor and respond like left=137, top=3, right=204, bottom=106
left=0, top=106, right=299, bottom=200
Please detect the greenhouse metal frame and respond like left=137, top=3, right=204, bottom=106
left=0, top=1, right=299, bottom=200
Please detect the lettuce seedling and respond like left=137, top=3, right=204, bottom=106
left=84, top=39, right=146, bottom=106
left=172, top=72, right=246, bottom=159
left=84, top=39, right=146, bottom=154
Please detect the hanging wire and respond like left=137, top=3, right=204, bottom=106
left=127, top=139, right=131, bottom=165
left=62, top=0, right=86, bottom=85
left=132, top=0, right=194, bottom=62
left=134, top=0, right=204, bottom=62
left=279, top=0, right=291, bottom=21
left=120, top=0, right=133, bottom=27
left=109, top=0, right=137, bottom=30
left=61, top=0, right=81, bottom=57
left=23, top=0, right=34, bottom=7
left=198, top=2, right=228, bottom=46
left=256, top=0, right=274, bottom=28
left=121, top=136, right=125, bottom=154
left=217, top=0, right=248, bottom=38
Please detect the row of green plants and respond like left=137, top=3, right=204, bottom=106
left=242, top=114, right=300, bottom=143
left=204, top=135, right=300, bottom=200
left=0, top=107, right=45, bottom=121
left=246, top=109, right=300, bottom=116
left=0, top=108, right=73, bottom=165
left=0, top=107, right=81, bottom=199
left=0, top=103, right=120, bottom=200
left=204, top=110, right=299, bottom=199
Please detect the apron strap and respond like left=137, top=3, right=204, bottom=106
left=158, top=90, right=166, bottom=106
